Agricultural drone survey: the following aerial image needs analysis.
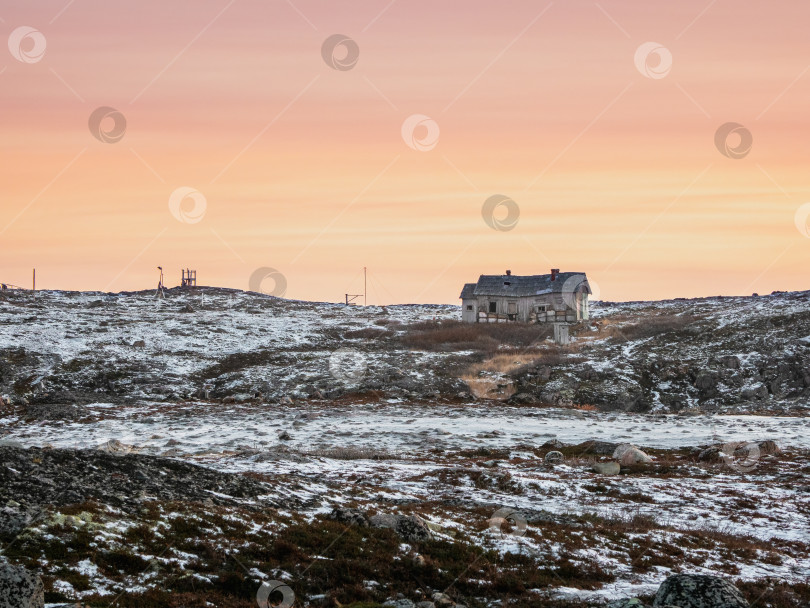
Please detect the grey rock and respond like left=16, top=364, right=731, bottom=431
left=607, top=600, right=647, bottom=608
left=741, top=385, right=768, bottom=401
left=370, top=513, right=431, bottom=542
left=416, top=602, right=435, bottom=608
left=694, top=371, right=719, bottom=395
left=431, top=592, right=454, bottom=607
left=699, top=440, right=779, bottom=463
left=653, top=574, right=749, bottom=608
left=698, top=446, right=722, bottom=462
left=0, top=560, right=44, bottom=608
left=719, top=355, right=740, bottom=370
left=592, top=461, right=621, bottom=475
left=328, top=507, right=369, bottom=527
left=576, top=440, right=620, bottom=455
left=383, top=600, right=415, bottom=608
left=614, top=444, right=653, bottom=465
left=0, top=445, right=287, bottom=514
left=24, top=403, right=88, bottom=421
left=0, top=503, right=37, bottom=540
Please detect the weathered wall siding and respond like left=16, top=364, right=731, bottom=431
left=461, top=299, right=477, bottom=322
left=461, top=289, right=589, bottom=324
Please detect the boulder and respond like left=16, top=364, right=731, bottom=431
left=607, top=600, right=647, bottom=608
left=698, top=446, right=721, bottom=462
left=0, top=503, right=36, bottom=541
left=0, top=561, right=44, bottom=608
left=369, top=513, right=431, bottom=542
left=753, top=439, right=780, bottom=456
left=719, top=355, right=740, bottom=370
left=695, top=372, right=718, bottom=389
left=97, top=439, right=136, bottom=455
left=613, top=444, right=653, bottom=465
left=431, top=592, right=454, bottom=607
left=24, top=403, right=88, bottom=421
left=699, top=440, right=779, bottom=464
left=328, top=507, right=369, bottom=527
left=575, top=440, right=620, bottom=455
left=652, top=574, right=749, bottom=608
left=592, top=461, right=620, bottom=475
left=741, top=385, right=768, bottom=401
left=383, top=600, right=415, bottom=608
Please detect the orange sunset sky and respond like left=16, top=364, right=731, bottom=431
left=1, top=0, right=809, bottom=304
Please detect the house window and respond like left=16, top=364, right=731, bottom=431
left=537, top=305, right=547, bottom=312
left=489, top=302, right=497, bottom=313
left=466, top=305, right=473, bottom=311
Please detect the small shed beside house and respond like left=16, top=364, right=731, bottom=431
left=460, top=269, right=591, bottom=323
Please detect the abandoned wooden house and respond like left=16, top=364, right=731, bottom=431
left=460, top=269, right=591, bottom=323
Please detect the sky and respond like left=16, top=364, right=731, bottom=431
left=1, top=0, right=809, bottom=304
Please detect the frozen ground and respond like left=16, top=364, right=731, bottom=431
left=0, top=288, right=808, bottom=607
left=1, top=286, right=809, bottom=413
left=2, top=399, right=809, bottom=606
left=3, top=400, right=809, bottom=455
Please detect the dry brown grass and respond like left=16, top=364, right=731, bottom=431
left=399, top=320, right=553, bottom=352
left=460, top=375, right=516, bottom=400
left=461, top=345, right=588, bottom=399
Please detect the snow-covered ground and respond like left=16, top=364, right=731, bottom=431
left=2, top=288, right=809, bottom=605
left=3, top=401, right=808, bottom=455
left=5, top=399, right=809, bottom=605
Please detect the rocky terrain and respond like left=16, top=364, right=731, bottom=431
left=0, top=287, right=808, bottom=607
left=0, top=287, right=808, bottom=414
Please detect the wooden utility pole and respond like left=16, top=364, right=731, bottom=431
left=364, top=266, right=367, bottom=306
left=32, top=269, right=35, bottom=292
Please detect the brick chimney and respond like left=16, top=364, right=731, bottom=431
left=550, top=268, right=559, bottom=281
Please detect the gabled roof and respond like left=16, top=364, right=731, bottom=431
left=460, top=272, right=590, bottom=298
left=460, top=283, right=477, bottom=299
